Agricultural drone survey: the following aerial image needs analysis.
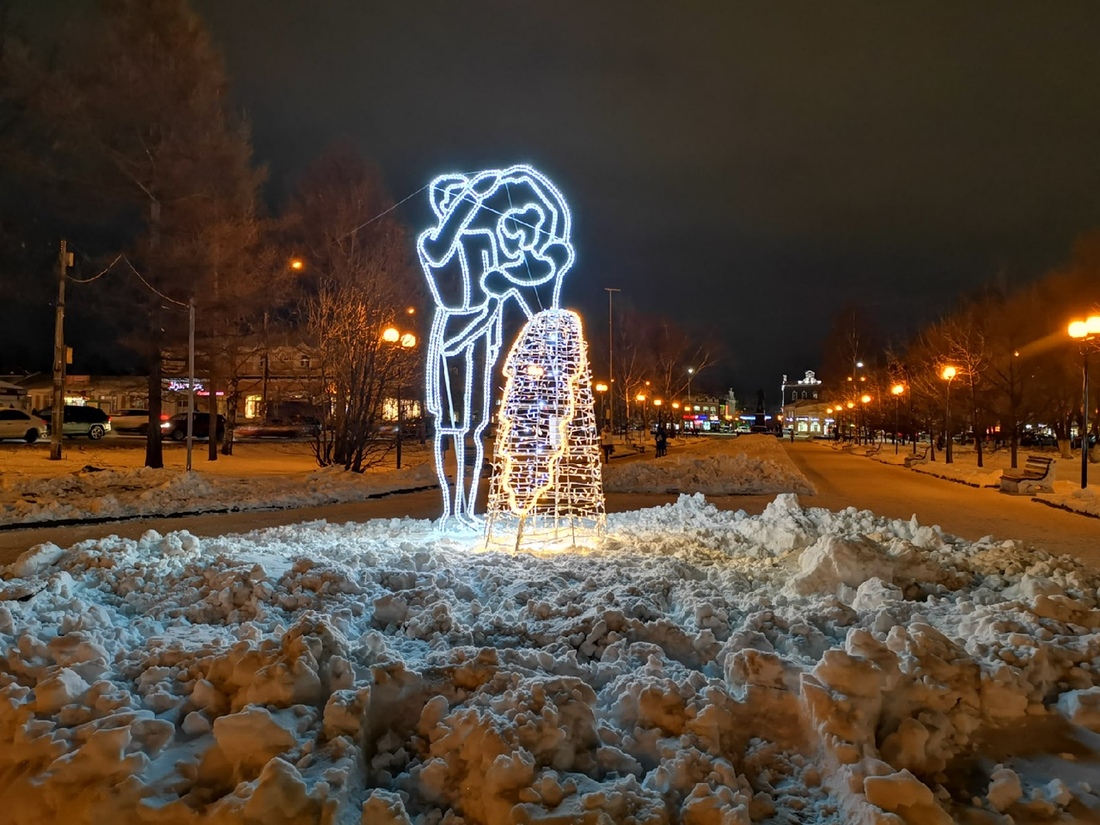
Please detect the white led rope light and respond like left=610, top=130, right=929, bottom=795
left=417, top=165, right=577, bottom=528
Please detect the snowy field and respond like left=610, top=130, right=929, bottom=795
left=2, top=487, right=1100, bottom=823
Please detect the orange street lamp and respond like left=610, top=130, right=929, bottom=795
left=941, top=365, right=958, bottom=464
left=890, top=383, right=906, bottom=454
left=289, top=257, right=304, bottom=272
left=859, top=394, right=871, bottom=445
left=382, top=327, right=418, bottom=468
left=595, top=382, right=609, bottom=425
left=1068, top=315, right=1100, bottom=488
left=636, top=392, right=648, bottom=435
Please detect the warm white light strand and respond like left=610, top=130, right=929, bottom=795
left=485, top=309, right=605, bottom=552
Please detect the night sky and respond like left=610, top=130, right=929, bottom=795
left=22, top=2, right=1100, bottom=397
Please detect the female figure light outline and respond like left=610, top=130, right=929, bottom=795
left=417, top=164, right=574, bottom=527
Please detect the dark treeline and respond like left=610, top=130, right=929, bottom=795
left=0, top=0, right=418, bottom=471
left=819, top=234, right=1100, bottom=468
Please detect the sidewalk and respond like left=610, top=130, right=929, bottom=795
left=826, top=439, right=1100, bottom=518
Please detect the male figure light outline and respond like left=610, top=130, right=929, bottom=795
left=417, top=164, right=574, bottom=526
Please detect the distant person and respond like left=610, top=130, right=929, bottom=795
left=655, top=424, right=667, bottom=457
left=600, top=424, right=614, bottom=464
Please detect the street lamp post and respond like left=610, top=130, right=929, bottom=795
left=845, top=401, right=855, bottom=442
left=1068, top=316, right=1100, bottom=489
left=383, top=326, right=417, bottom=469
left=636, top=392, right=647, bottom=437
left=891, top=384, right=905, bottom=454
left=860, top=394, right=871, bottom=446
left=595, top=382, right=608, bottom=426
left=605, top=287, right=620, bottom=438
left=653, top=397, right=663, bottom=427
left=825, top=407, right=834, bottom=439
left=941, top=365, right=957, bottom=464
left=687, top=368, right=694, bottom=403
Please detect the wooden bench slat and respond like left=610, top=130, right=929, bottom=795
left=1000, top=454, right=1055, bottom=493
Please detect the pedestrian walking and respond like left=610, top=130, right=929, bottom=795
left=600, top=424, right=614, bottom=464
left=655, top=424, right=667, bottom=457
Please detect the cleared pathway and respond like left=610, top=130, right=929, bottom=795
left=783, top=440, right=1100, bottom=567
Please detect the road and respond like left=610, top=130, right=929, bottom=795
left=1, top=440, right=1096, bottom=568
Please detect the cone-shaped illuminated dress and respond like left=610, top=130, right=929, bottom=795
left=486, top=309, right=604, bottom=551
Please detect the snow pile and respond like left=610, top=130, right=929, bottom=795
left=604, top=434, right=815, bottom=495
left=2, top=493, right=1098, bottom=823
left=0, top=462, right=437, bottom=526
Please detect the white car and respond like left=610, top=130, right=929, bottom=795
left=110, top=408, right=152, bottom=434
left=0, top=408, right=49, bottom=443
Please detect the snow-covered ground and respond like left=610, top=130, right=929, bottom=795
left=0, top=435, right=809, bottom=526
left=3, top=479, right=1100, bottom=822
left=838, top=440, right=1100, bottom=518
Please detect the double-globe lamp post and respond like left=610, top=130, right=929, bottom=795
left=382, top=326, right=417, bottom=469
left=891, top=383, right=905, bottom=454
left=1068, top=316, right=1100, bottom=489
left=941, top=365, right=957, bottom=464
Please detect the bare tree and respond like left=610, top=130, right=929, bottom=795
left=32, top=0, right=260, bottom=468
left=284, top=141, right=420, bottom=471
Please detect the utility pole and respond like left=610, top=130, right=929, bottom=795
left=50, top=240, right=72, bottom=461
left=605, top=287, right=620, bottom=440
left=186, top=298, right=195, bottom=472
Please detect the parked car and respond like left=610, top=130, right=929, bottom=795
left=37, top=405, right=112, bottom=439
left=0, top=408, right=49, bottom=443
left=1071, top=433, right=1097, bottom=450
left=235, top=416, right=321, bottom=439
left=1020, top=431, right=1056, bottom=448
left=110, top=408, right=152, bottom=434
left=161, top=412, right=225, bottom=441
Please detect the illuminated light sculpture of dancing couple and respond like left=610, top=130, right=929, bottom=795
left=417, top=164, right=604, bottom=546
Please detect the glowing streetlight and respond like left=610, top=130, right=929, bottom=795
left=289, top=257, right=304, bottom=272
left=941, top=365, right=958, bottom=464
left=636, top=392, right=648, bottom=435
left=687, top=367, right=694, bottom=403
left=594, top=382, right=608, bottom=425
left=382, top=326, right=418, bottom=469
left=890, top=383, right=906, bottom=454
left=653, top=397, right=663, bottom=427
left=1068, top=315, right=1100, bottom=488
left=860, top=393, right=871, bottom=445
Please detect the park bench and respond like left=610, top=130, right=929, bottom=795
left=903, top=446, right=930, bottom=468
left=1000, top=455, right=1056, bottom=494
